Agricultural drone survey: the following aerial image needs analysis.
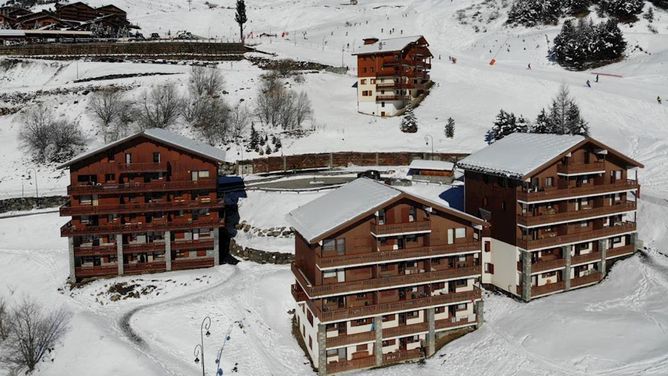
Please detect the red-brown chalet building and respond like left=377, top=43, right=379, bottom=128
left=458, top=133, right=643, bottom=301
left=352, top=35, right=432, bottom=117
left=59, top=128, right=226, bottom=282
left=288, top=178, right=487, bottom=375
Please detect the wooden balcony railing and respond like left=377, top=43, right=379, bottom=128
left=517, top=222, right=636, bottom=250
left=75, top=265, right=118, bottom=278
left=371, top=221, right=431, bottom=236
left=571, top=251, right=601, bottom=265
left=171, top=238, right=215, bottom=251
left=606, top=244, right=635, bottom=259
left=60, top=198, right=224, bottom=216
left=382, top=322, right=429, bottom=339
left=291, top=284, right=307, bottom=302
left=375, top=95, right=409, bottom=101
left=74, top=244, right=117, bottom=257
left=571, top=272, right=602, bottom=288
left=308, top=289, right=481, bottom=323
left=326, top=356, right=375, bottom=374
left=382, top=349, right=422, bottom=365
left=294, top=263, right=480, bottom=298
left=325, top=331, right=376, bottom=348
left=67, top=179, right=217, bottom=195
left=531, top=281, right=565, bottom=297
left=435, top=317, right=475, bottom=330
left=118, top=162, right=168, bottom=173
left=518, top=201, right=637, bottom=227
left=531, top=258, right=566, bottom=273
left=123, top=242, right=166, bottom=254
left=171, top=257, right=214, bottom=270
left=61, top=219, right=223, bottom=236
left=517, top=179, right=639, bottom=203
left=557, top=161, right=606, bottom=175
left=316, top=242, right=480, bottom=269
left=124, top=262, right=167, bottom=274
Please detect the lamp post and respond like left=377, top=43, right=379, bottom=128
left=25, top=168, right=38, bottom=198
left=193, top=316, right=212, bottom=376
left=424, top=134, right=434, bottom=159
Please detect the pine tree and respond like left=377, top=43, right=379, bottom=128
left=551, top=18, right=626, bottom=69
left=400, top=106, right=418, bottom=133
left=507, top=0, right=562, bottom=27
left=485, top=110, right=523, bottom=144
left=564, top=0, right=591, bottom=16
left=444, top=117, right=455, bottom=138
left=545, top=85, right=590, bottom=136
left=644, top=7, right=655, bottom=22
left=265, top=145, right=272, bottom=154
left=598, top=0, right=644, bottom=20
left=249, top=124, right=259, bottom=150
left=532, top=109, right=553, bottom=133
left=235, top=0, right=248, bottom=44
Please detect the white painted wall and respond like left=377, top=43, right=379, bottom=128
left=295, top=302, right=321, bottom=367
left=406, top=310, right=424, bottom=325
left=347, top=321, right=373, bottom=335
left=484, top=238, right=520, bottom=296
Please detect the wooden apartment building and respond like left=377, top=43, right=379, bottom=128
left=288, top=178, right=486, bottom=375
left=59, top=128, right=226, bottom=282
left=352, top=35, right=432, bottom=117
left=458, top=133, right=643, bottom=301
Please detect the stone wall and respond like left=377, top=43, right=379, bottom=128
left=0, top=196, right=67, bottom=214
left=228, top=239, right=294, bottom=264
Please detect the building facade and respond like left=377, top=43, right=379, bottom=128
left=288, top=179, right=486, bottom=375
left=458, top=133, right=643, bottom=301
left=353, top=35, right=432, bottom=117
left=59, top=129, right=226, bottom=282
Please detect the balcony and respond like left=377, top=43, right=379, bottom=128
left=123, top=242, right=166, bottom=254
left=531, top=281, right=565, bottom=297
left=606, top=244, right=635, bottom=259
left=571, top=251, right=602, bottom=265
left=325, top=331, right=376, bottom=348
left=382, top=322, right=428, bottom=339
left=171, top=238, right=215, bottom=251
left=171, top=257, right=214, bottom=270
left=435, top=317, right=475, bottom=330
left=516, top=222, right=636, bottom=250
left=66, top=179, right=217, bottom=195
left=75, top=265, right=118, bottom=278
left=307, top=289, right=481, bottom=323
left=61, top=218, right=224, bottom=236
left=518, top=201, right=637, bottom=227
left=371, top=221, right=431, bottom=237
left=316, top=241, right=480, bottom=269
left=382, top=349, right=422, bottom=365
left=517, top=179, right=639, bottom=203
left=74, top=244, right=117, bottom=257
left=60, top=198, right=224, bottom=216
left=557, top=161, right=606, bottom=175
left=294, top=263, right=480, bottom=298
left=291, top=284, right=307, bottom=302
left=531, top=258, right=566, bottom=273
left=124, top=262, right=167, bottom=275
left=118, top=162, right=168, bottom=173
left=327, top=356, right=375, bottom=374
left=571, top=272, right=603, bottom=288
left=375, top=94, right=409, bottom=102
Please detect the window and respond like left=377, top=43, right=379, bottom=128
left=382, top=339, right=396, bottom=347
left=370, top=79, right=376, bottom=84
left=323, top=270, right=336, bottom=279
left=382, top=314, right=395, bottom=322
left=377, top=209, right=386, bottom=224
left=153, top=152, right=160, bottom=163
left=612, top=237, right=622, bottom=244
left=456, top=303, right=467, bottom=311
left=484, top=241, right=491, bottom=253
left=356, top=344, right=368, bottom=352
left=125, top=153, right=131, bottom=164
left=105, top=174, right=115, bottom=182
left=455, top=228, right=466, bottom=239
left=326, top=349, right=338, bottom=357
left=485, top=263, right=495, bottom=274
left=323, top=239, right=335, bottom=252
left=107, top=151, right=115, bottom=161
left=361, top=79, right=367, bottom=84
left=356, top=293, right=367, bottom=299
left=380, top=264, right=389, bottom=271
left=309, top=336, right=312, bottom=350
left=307, top=310, right=313, bottom=325
left=580, top=221, right=588, bottom=228
left=381, top=102, right=385, bottom=108
left=406, top=310, right=419, bottom=319
left=545, top=177, right=553, bottom=187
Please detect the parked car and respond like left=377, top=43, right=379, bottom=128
left=150, top=33, right=160, bottom=40
left=357, top=170, right=381, bottom=180
left=174, top=31, right=195, bottom=40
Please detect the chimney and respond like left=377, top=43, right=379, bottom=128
left=363, top=37, right=378, bottom=45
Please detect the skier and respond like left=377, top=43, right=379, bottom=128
left=595, top=74, right=599, bottom=83
left=659, top=96, right=663, bottom=105
left=586, top=80, right=591, bottom=88
left=527, top=63, right=531, bottom=70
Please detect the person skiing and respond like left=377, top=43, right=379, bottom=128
left=527, top=63, right=531, bottom=70
left=595, top=74, right=599, bottom=83
left=659, top=96, right=663, bottom=105
left=586, top=80, right=591, bottom=88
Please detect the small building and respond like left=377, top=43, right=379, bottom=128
left=59, top=128, right=227, bottom=282
left=288, top=178, right=487, bottom=375
left=458, top=133, right=643, bottom=301
left=55, top=1, right=99, bottom=22
left=14, top=11, right=66, bottom=30
left=407, top=159, right=455, bottom=183
left=352, top=35, right=432, bottom=117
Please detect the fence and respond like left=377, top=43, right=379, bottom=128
left=238, top=151, right=469, bottom=175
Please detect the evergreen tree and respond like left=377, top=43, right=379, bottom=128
left=644, top=7, right=655, bottom=22
left=235, top=0, right=248, bottom=44
left=444, top=117, right=455, bottom=138
left=507, top=0, right=562, bottom=27
left=598, top=0, right=644, bottom=20
left=563, top=0, right=591, bottom=16
left=249, top=123, right=259, bottom=150
left=265, top=145, right=272, bottom=154
left=532, top=109, right=553, bottom=133
left=551, top=18, right=626, bottom=69
left=400, top=106, right=418, bottom=133
left=545, top=85, right=590, bottom=136
left=485, top=110, right=527, bottom=144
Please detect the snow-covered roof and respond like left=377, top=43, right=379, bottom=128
left=286, top=178, right=401, bottom=243
left=409, top=159, right=454, bottom=171
left=286, top=178, right=485, bottom=243
left=59, top=128, right=226, bottom=168
left=353, top=35, right=425, bottom=55
left=458, top=133, right=585, bottom=179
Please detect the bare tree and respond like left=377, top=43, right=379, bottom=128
left=192, top=96, right=231, bottom=145
left=0, top=298, right=7, bottom=341
left=294, top=91, right=313, bottom=129
left=1, top=298, right=71, bottom=373
left=19, top=106, right=85, bottom=164
left=189, top=66, right=224, bottom=97
left=137, top=83, right=181, bottom=130
left=88, top=88, right=133, bottom=142
left=229, top=104, right=250, bottom=140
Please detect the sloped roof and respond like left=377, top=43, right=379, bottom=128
left=458, top=133, right=643, bottom=179
left=353, top=35, right=427, bottom=56
left=286, top=178, right=485, bottom=244
left=59, top=128, right=226, bottom=168
left=409, top=159, right=454, bottom=171
left=458, top=133, right=585, bottom=179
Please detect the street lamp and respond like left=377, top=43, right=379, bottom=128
left=25, top=168, right=38, bottom=198
left=424, top=134, right=434, bottom=159
left=194, top=316, right=212, bottom=376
